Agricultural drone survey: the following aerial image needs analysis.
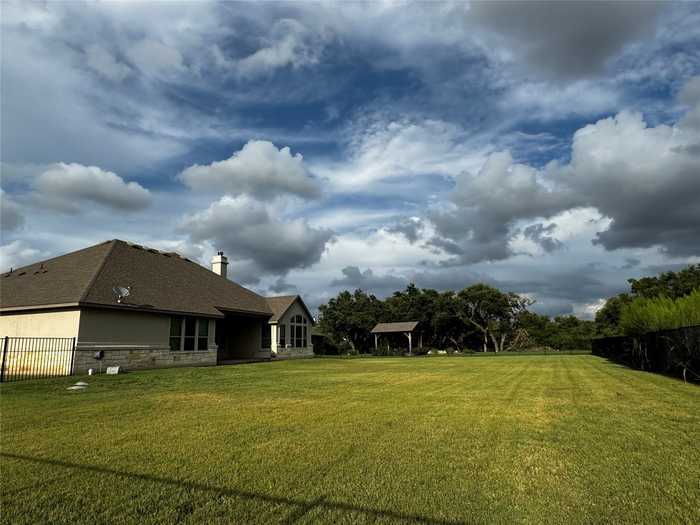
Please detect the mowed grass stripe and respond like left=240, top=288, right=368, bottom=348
left=1, top=356, right=698, bottom=524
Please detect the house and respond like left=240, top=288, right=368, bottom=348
left=0, top=239, right=314, bottom=373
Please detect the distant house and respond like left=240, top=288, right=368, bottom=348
left=0, top=239, right=314, bottom=373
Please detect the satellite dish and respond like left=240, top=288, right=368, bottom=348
left=113, top=286, right=131, bottom=303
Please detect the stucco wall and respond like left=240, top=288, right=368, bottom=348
left=78, top=308, right=169, bottom=345
left=0, top=308, right=81, bottom=338
left=74, top=308, right=218, bottom=372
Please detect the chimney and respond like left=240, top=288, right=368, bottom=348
left=211, top=251, right=228, bottom=279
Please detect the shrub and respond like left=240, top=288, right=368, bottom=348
left=620, top=289, right=700, bottom=336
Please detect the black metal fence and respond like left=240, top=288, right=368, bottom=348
left=0, top=337, right=76, bottom=382
left=592, top=325, right=700, bottom=382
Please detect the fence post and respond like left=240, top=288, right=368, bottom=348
left=0, top=336, right=8, bottom=383
left=70, top=337, right=76, bottom=376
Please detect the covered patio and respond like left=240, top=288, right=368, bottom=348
left=371, top=322, right=422, bottom=355
left=215, top=311, right=271, bottom=363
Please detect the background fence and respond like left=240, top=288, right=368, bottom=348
left=592, top=325, right=700, bottom=382
left=0, top=337, right=76, bottom=382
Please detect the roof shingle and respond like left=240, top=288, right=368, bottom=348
left=371, top=322, right=420, bottom=333
left=1, top=240, right=272, bottom=318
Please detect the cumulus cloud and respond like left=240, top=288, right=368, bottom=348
left=469, top=1, right=664, bottom=78
left=178, top=195, right=333, bottom=282
left=1, top=189, right=24, bottom=232
left=430, top=151, right=578, bottom=263
left=180, top=140, right=320, bottom=199
left=0, top=240, right=45, bottom=271
left=428, top=100, right=700, bottom=263
left=555, top=110, right=700, bottom=256
left=33, top=163, right=152, bottom=213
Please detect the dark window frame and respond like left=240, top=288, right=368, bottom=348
left=169, top=316, right=210, bottom=352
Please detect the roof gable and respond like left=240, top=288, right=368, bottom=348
left=265, top=295, right=315, bottom=324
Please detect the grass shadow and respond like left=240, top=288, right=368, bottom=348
left=1, top=452, right=466, bottom=525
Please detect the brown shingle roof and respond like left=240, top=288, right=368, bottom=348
left=265, top=295, right=297, bottom=322
left=371, top=322, right=419, bottom=333
left=1, top=239, right=272, bottom=318
left=265, top=295, right=315, bottom=324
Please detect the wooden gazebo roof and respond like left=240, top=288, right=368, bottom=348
left=371, top=322, right=419, bottom=334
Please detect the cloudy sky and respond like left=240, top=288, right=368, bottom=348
left=2, top=1, right=700, bottom=318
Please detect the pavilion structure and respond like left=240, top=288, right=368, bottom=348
left=371, top=321, right=421, bottom=355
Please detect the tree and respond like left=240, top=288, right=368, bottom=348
left=595, top=264, right=700, bottom=336
left=595, top=293, right=632, bottom=336
left=318, top=289, right=383, bottom=353
left=383, top=284, right=450, bottom=348
left=628, top=264, right=700, bottom=300
left=456, top=284, right=533, bottom=352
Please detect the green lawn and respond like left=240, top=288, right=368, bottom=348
left=1, top=356, right=698, bottom=524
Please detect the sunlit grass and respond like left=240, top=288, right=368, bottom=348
left=1, top=356, right=698, bottom=524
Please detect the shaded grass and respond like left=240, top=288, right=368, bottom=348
left=1, top=356, right=698, bottom=524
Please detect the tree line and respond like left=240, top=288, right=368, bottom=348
left=316, top=264, right=700, bottom=355
left=317, top=283, right=595, bottom=354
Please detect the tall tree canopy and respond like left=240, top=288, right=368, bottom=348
left=627, top=264, right=700, bottom=299
left=595, top=264, right=700, bottom=336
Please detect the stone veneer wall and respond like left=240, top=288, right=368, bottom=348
left=73, top=345, right=217, bottom=373
left=272, top=347, right=314, bottom=360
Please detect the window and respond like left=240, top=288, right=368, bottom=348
left=290, top=314, right=307, bottom=348
left=198, top=319, right=209, bottom=350
left=169, top=316, right=210, bottom=351
left=170, top=317, right=182, bottom=352
left=261, top=323, right=271, bottom=348
left=279, top=324, right=286, bottom=348
left=184, top=317, right=196, bottom=350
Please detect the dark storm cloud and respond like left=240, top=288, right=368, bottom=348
left=269, top=277, right=299, bottom=294
left=386, top=217, right=424, bottom=244
left=429, top=151, right=578, bottom=264
left=522, top=223, right=563, bottom=253
left=561, top=110, right=700, bottom=258
left=505, top=272, right=625, bottom=304
left=331, top=266, right=406, bottom=292
left=621, top=257, right=641, bottom=270
left=470, top=1, right=665, bottom=78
